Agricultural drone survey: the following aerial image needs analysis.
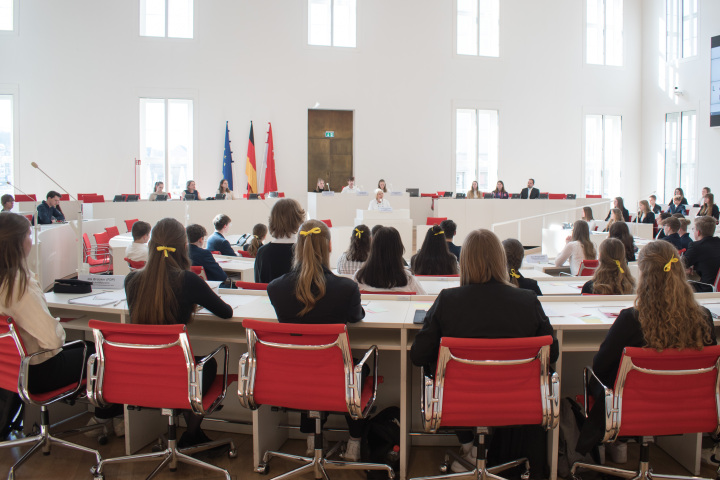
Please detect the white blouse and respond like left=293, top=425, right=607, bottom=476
left=368, top=198, right=391, bottom=210
left=555, top=241, right=594, bottom=276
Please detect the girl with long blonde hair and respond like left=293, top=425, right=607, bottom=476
left=581, top=238, right=635, bottom=295
left=603, top=208, right=623, bottom=232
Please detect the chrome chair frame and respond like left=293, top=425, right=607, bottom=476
left=87, top=327, right=236, bottom=480
left=414, top=342, right=559, bottom=480
left=0, top=320, right=102, bottom=480
left=239, top=325, right=394, bottom=480
left=571, top=353, right=720, bottom=480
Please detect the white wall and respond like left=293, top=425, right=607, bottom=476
left=641, top=0, right=720, bottom=206
left=0, top=0, right=643, bottom=205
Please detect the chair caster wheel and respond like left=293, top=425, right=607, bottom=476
left=98, top=435, right=108, bottom=446
left=228, top=448, right=238, bottom=459
left=439, top=463, right=449, bottom=474
left=520, top=471, right=530, bottom=480
left=256, top=463, right=269, bottom=474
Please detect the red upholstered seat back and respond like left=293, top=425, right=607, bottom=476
left=105, top=226, right=120, bottom=239
left=89, top=320, right=193, bottom=409
left=14, top=194, right=36, bottom=202
left=235, top=281, right=268, bottom=290
left=124, top=257, right=146, bottom=270
left=615, top=346, right=720, bottom=437
left=124, top=219, right=139, bottom=232
left=426, top=217, right=447, bottom=226
left=578, top=259, right=599, bottom=276
left=548, top=193, right=567, bottom=200
left=243, top=319, right=350, bottom=413
left=320, top=219, right=333, bottom=228
left=436, top=336, right=551, bottom=428
left=0, top=317, right=25, bottom=394
left=237, top=250, right=252, bottom=258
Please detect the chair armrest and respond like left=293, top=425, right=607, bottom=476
left=548, top=371, right=560, bottom=430
left=353, top=345, right=378, bottom=419
left=583, top=366, right=617, bottom=442
left=559, top=271, right=572, bottom=277
left=420, top=366, right=440, bottom=433
left=238, top=352, right=257, bottom=410
left=86, top=353, right=105, bottom=407
left=191, top=344, right=229, bottom=416
left=19, top=340, right=87, bottom=406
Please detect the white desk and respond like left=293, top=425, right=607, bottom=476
left=308, top=192, right=411, bottom=227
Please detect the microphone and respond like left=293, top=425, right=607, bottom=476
left=31, top=162, right=78, bottom=201
left=6, top=180, right=34, bottom=199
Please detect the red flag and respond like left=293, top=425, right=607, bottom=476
left=263, top=123, right=277, bottom=193
left=245, top=122, right=257, bottom=194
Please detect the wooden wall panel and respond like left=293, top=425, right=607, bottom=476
left=308, top=110, right=353, bottom=192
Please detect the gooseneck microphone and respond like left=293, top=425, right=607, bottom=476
left=31, top=162, right=78, bottom=201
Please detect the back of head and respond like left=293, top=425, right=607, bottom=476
left=583, top=206, right=594, bottom=221
left=460, top=229, right=509, bottom=286
left=592, top=238, right=635, bottom=295
left=663, top=216, right=680, bottom=233
left=694, top=215, right=717, bottom=238
left=572, top=219, right=596, bottom=259
left=1, top=194, right=13, bottom=205
left=213, top=214, right=231, bottom=231
left=440, top=219, right=457, bottom=238
left=131, top=221, right=151, bottom=241
left=185, top=223, right=207, bottom=244
left=658, top=212, right=671, bottom=221
left=371, top=224, right=383, bottom=236
left=293, top=220, right=331, bottom=316
left=356, top=226, right=408, bottom=288
left=501, top=238, right=524, bottom=287
left=347, top=224, right=371, bottom=262
left=635, top=240, right=711, bottom=349
left=248, top=223, right=268, bottom=257
left=0, top=213, right=31, bottom=304
left=412, top=225, right=458, bottom=275
left=269, top=198, right=306, bottom=238
left=678, top=218, right=691, bottom=232
left=608, top=221, right=634, bottom=260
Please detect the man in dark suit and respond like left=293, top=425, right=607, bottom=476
left=206, top=214, right=238, bottom=256
left=684, top=216, right=720, bottom=293
left=440, top=219, right=461, bottom=260
left=186, top=224, right=228, bottom=282
left=520, top=178, right=539, bottom=199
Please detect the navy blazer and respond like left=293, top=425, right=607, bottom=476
left=36, top=201, right=65, bottom=224
left=637, top=211, right=655, bottom=224
left=447, top=242, right=461, bottom=260
left=684, top=236, right=720, bottom=292
left=520, top=187, right=539, bottom=199
left=666, top=203, right=687, bottom=216
left=206, top=232, right=237, bottom=257
left=189, top=244, right=227, bottom=282
left=661, top=232, right=683, bottom=251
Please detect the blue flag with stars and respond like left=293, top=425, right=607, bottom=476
left=222, top=121, right=234, bottom=190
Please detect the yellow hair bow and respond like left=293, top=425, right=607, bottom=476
left=614, top=260, right=624, bottom=274
left=354, top=228, right=363, bottom=238
left=156, top=246, right=176, bottom=257
left=434, top=230, right=445, bottom=236
left=300, top=227, right=322, bottom=236
left=664, top=256, right=678, bottom=272
left=253, top=235, right=259, bottom=239
left=510, top=269, right=521, bottom=279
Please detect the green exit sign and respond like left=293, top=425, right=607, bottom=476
left=325, top=131, right=335, bottom=138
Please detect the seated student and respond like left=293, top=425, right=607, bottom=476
left=354, top=226, right=426, bottom=294
left=368, top=189, right=391, bottom=210
left=255, top=198, right=306, bottom=283
left=313, top=178, right=327, bottom=193
left=36, top=190, right=65, bottom=224
left=637, top=200, right=655, bottom=224
left=697, top=193, right=719, bottom=220
left=660, top=216, right=683, bottom=250
left=148, top=181, right=166, bottom=201
left=182, top=180, right=200, bottom=200
left=337, top=224, right=371, bottom=275
left=693, top=187, right=710, bottom=207
left=124, top=220, right=151, bottom=263
left=603, top=208, right=623, bottom=232
left=678, top=218, right=693, bottom=250
left=604, top=197, right=630, bottom=222
left=582, top=206, right=596, bottom=232
left=576, top=240, right=715, bottom=456
left=648, top=194, right=662, bottom=214
left=341, top=176, right=358, bottom=194
left=581, top=238, right=635, bottom=295
left=244, top=223, right=267, bottom=258
left=467, top=180, right=481, bottom=199
left=666, top=195, right=687, bottom=216
left=520, top=178, right=540, bottom=199
left=683, top=216, right=720, bottom=293
left=502, top=238, right=541, bottom=296
left=1, top=194, right=13, bottom=212
left=126, top=218, right=233, bottom=448
left=673, top=187, right=689, bottom=205
left=206, top=214, right=237, bottom=257
left=655, top=212, right=671, bottom=239
left=186, top=224, right=228, bottom=282
left=491, top=180, right=509, bottom=199
left=440, top=219, right=461, bottom=259
left=217, top=179, right=235, bottom=200
left=411, top=229, right=558, bottom=477
left=266, top=220, right=366, bottom=460
left=608, top=221, right=636, bottom=262
left=555, top=220, right=597, bottom=275
left=411, top=225, right=459, bottom=276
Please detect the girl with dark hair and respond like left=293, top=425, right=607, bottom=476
left=182, top=180, right=200, bottom=200
left=217, top=179, right=235, bottom=199
left=604, top=197, right=630, bottom=222
left=555, top=220, right=597, bottom=275
left=337, top=224, right=372, bottom=275
left=410, top=225, right=458, bottom=276
left=354, top=227, right=425, bottom=294
left=502, top=238, right=541, bottom=295
left=674, top=187, right=688, bottom=205
left=377, top=179, right=388, bottom=193
left=608, top=221, right=636, bottom=262
left=245, top=223, right=268, bottom=258
left=255, top=198, right=306, bottom=283
left=582, top=206, right=596, bottom=231
left=603, top=208, right=623, bottom=232
left=581, top=238, right=635, bottom=294
left=491, top=180, right=509, bottom=199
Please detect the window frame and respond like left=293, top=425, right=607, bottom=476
left=0, top=85, right=19, bottom=198
left=584, top=0, right=625, bottom=67
left=139, top=0, right=194, bottom=39
left=666, top=0, right=698, bottom=62
left=582, top=111, right=623, bottom=199
left=454, top=0, right=500, bottom=58
left=0, top=0, right=18, bottom=35
left=452, top=101, right=500, bottom=195
left=663, top=110, right=697, bottom=204
left=306, top=0, right=358, bottom=49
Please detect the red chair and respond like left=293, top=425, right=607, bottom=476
left=82, top=233, right=112, bottom=274
left=124, top=219, right=138, bottom=232
left=320, top=219, right=333, bottom=228
left=14, top=194, right=36, bottom=202
left=426, top=217, right=447, bottom=226
left=678, top=248, right=686, bottom=256
left=577, top=259, right=599, bottom=276
left=714, top=270, right=720, bottom=292
left=190, top=266, right=206, bottom=279
left=59, top=193, right=70, bottom=201
left=237, top=250, right=252, bottom=258
left=421, top=193, right=439, bottom=199
left=93, top=232, right=111, bottom=259
left=23, top=214, right=34, bottom=224
left=586, top=195, right=602, bottom=199
left=278, top=192, right=285, bottom=197
left=86, top=320, right=237, bottom=480
left=82, top=194, right=105, bottom=203
left=0, top=316, right=103, bottom=479
left=210, top=251, right=221, bottom=255
left=360, top=290, right=416, bottom=295
left=78, top=193, right=97, bottom=201
left=235, top=281, right=269, bottom=290
left=124, top=257, right=146, bottom=270
left=414, top=336, right=558, bottom=480
left=104, top=226, right=120, bottom=239
left=570, top=346, right=720, bottom=480
left=238, top=319, right=393, bottom=479
left=548, top=194, right=567, bottom=200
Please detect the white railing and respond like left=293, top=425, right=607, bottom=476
left=490, top=201, right=609, bottom=240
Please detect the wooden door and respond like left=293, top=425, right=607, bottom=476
left=308, top=110, right=353, bottom=192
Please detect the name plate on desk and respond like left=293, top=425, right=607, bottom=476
left=356, top=191, right=368, bottom=196
left=378, top=207, right=393, bottom=212
left=321, top=191, right=335, bottom=196
left=525, top=254, right=549, bottom=264
left=389, top=191, right=403, bottom=196
left=79, top=274, right=125, bottom=290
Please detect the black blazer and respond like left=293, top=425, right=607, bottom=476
left=447, top=242, right=461, bottom=260
left=189, top=244, right=227, bottom=282
left=254, top=242, right=294, bottom=283
left=268, top=267, right=364, bottom=324
left=661, top=232, right=683, bottom=251
left=637, top=211, right=655, bottom=224
left=410, top=280, right=558, bottom=373
left=652, top=204, right=662, bottom=214
left=516, top=274, right=542, bottom=296
left=698, top=204, right=720, bottom=221
left=605, top=207, right=630, bottom=222
left=520, top=187, right=539, bottom=199
left=683, top=236, right=720, bottom=292
left=206, top=232, right=237, bottom=257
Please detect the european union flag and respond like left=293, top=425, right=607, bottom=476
left=222, top=121, right=234, bottom=191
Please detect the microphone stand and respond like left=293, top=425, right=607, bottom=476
left=31, top=163, right=86, bottom=277
left=7, top=181, right=41, bottom=285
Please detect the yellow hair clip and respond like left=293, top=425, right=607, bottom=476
left=663, top=256, right=678, bottom=272
left=299, top=227, right=322, bottom=236
left=434, top=230, right=445, bottom=236
left=354, top=228, right=363, bottom=238
left=510, top=269, right=521, bottom=279
left=614, top=260, right=624, bottom=274
left=156, top=246, right=176, bottom=257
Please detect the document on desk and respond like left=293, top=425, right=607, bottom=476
left=94, top=290, right=127, bottom=302
left=541, top=305, right=565, bottom=317
left=68, top=293, right=118, bottom=306
left=364, top=302, right=389, bottom=314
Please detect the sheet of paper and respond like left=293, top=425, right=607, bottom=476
left=93, top=290, right=127, bottom=301
left=220, top=295, right=261, bottom=308
left=68, top=294, right=116, bottom=306
left=542, top=306, right=565, bottom=317
left=413, top=302, right=433, bottom=310
left=365, top=302, right=389, bottom=314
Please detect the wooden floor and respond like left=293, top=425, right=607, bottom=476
left=0, top=424, right=717, bottom=480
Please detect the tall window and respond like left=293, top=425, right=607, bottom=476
left=0, top=95, right=13, bottom=197
left=664, top=111, right=696, bottom=203
left=140, top=0, right=193, bottom=38
left=457, top=0, right=499, bottom=57
left=308, top=0, right=356, bottom=48
left=455, top=109, right=498, bottom=194
left=666, top=0, right=697, bottom=60
left=584, top=115, right=622, bottom=198
left=139, top=98, right=193, bottom=199
left=0, top=0, right=12, bottom=31
left=586, top=0, right=623, bottom=66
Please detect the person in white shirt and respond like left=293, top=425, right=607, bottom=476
left=368, top=189, right=391, bottom=210
left=217, top=179, right=235, bottom=200
left=124, top=220, right=151, bottom=263
left=555, top=220, right=597, bottom=275
left=341, top=176, right=358, bottom=194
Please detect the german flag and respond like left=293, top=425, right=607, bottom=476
left=245, top=122, right=257, bottom=194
